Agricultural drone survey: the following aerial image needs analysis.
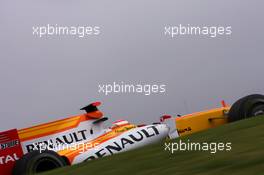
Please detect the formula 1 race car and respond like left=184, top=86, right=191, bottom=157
left=0, top=94, right=264, bottom=175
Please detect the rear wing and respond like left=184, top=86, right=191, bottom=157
left=0, top=129, right=23, bottom=175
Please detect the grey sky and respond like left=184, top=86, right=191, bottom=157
left=0, top=0, right=264, bottom=131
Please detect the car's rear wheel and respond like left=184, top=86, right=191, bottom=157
left=13, top=150, right=67, bottom=175
left=228, top=94, right=264, bottom=122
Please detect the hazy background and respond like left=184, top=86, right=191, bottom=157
left=0, top=0, right=263, bottom=131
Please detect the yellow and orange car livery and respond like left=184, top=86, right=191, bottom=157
left=0, top=94, right=264, bottom=175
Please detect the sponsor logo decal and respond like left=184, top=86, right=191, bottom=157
left=0, top=153, right=19, bottom=165
left=177, top=127, right=192, bottom=134
left=85, top=126, right=160, bottom=160
left=26, top=130, right=88, bottom=152
left=0, top=140, right=19, bottom=150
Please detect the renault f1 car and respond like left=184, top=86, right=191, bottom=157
left=0, top=94, right=264, bottom=175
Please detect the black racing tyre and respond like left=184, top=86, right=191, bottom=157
left=228, top=94, right=264, bottom=122
left=13, top=150, right=67, bottom=175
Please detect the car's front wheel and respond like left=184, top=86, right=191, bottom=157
left=228, top=94, right=264, bottom=122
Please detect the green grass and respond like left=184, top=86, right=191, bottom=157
left=43, top=116, right=264, bottom=175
